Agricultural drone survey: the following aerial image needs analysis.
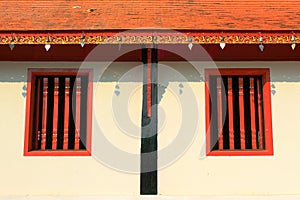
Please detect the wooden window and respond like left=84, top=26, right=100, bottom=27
left=205, top=68, right=273, bottom=156
left=24, top=69, right=93, bottom=156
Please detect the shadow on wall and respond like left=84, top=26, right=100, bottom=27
left=2, top=61, right=300, bottom=82
left=2, top=62, right=300, bottom=101
left=98, top=60, right=203, bottom=104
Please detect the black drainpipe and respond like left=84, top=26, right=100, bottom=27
left=140, top=45, right=158, bottom=195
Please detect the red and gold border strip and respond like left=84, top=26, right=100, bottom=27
left=0, top=32, right=300, bottom=44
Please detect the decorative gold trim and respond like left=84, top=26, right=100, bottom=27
left=0, top=33, right=299, bottom=45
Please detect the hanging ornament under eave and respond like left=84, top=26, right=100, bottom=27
left=9, top=36, right=15, bottom=51
left=45, top=44, right=51, bottom=51
left=45, top=37, right=51, bottom=51
left=291, top=43, right=296, bottom=50
left=259, top=44, right=264, bottom=52
left=187, top=37, right=193, bottom=50
left=219, top=36, right=226, bottom=50
left=117, top=36, right=123, bottom=51
left=219, top=42, right=226, bottom=50
left=188, top=42, right=193, bottom=50
left=291, top=35, right=296, bottom=43
left=258, top=36, right=264, bottom=52
left=9, top=44, right=15, bottom=51
left=80, top=35, right=85, bottom=48
left=80, top=40, right=85, bottom=48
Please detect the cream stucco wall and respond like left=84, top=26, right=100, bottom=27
left=0, top=61, right=299, bottom=196
left=158, top=62, right=300, bottom=196
left=0, top=62, right=142, bottom=196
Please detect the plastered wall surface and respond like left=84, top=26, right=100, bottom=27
left=0, top=62, right=141, bottom=196
left=159, top=62, right=300, bottom=196
left=0, top=61, right=299, bottom=196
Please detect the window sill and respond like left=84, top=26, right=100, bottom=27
left=206, top=149, right=273, bottom=156
left=24, top=150, right=91, bottom=156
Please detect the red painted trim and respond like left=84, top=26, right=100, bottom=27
left=24, top=68, right=93, bottom=156
left=2, top=44, right=300, bottom=62
left=249, top=78, right=257, bottom=149
left=217, top=78, right=223, bottom=150
left=227, top=78, right=235, bottom=150
left=24, top=70, right=34, bottom=154
left=41, top=78, right=48, bottom=150
left=206, top=69, right=271, bottom=76
left=52, top=77, right=59, bottom=150
left=0, top=30, right=299, bottom=38
left=257, top=78, right=264, bottom=149
left=207, top=149, right=274, bottom=156
left=63, top=78, right=70, bottom=150
left=85, top=70, right=93, bottom=155
left=34, top=79, right=41, bottom=149
left=262, top=69, right=274, bottom=155
left=205, top=68, right=273, bottom=156
left=205, top=73, right=212, bottom=155
left=74, top=78, right=81, bottom=150
left=25, top=151, right=91, bottom=157
left=239, top=78, right=246, bottom=150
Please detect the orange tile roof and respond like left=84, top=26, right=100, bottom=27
left=0, top=0, right=300, bottom=31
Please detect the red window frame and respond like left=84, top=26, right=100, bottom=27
left=24, top=68, right=93, bottom=156
left=205, top=68, right=273, bottom=156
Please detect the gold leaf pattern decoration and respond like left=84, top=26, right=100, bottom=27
left=0, top=33, right=298, bottom=45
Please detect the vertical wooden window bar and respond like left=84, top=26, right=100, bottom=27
left=32, top=76, right=87, bottom=151
left=211, top=75, right=265, bottom=151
